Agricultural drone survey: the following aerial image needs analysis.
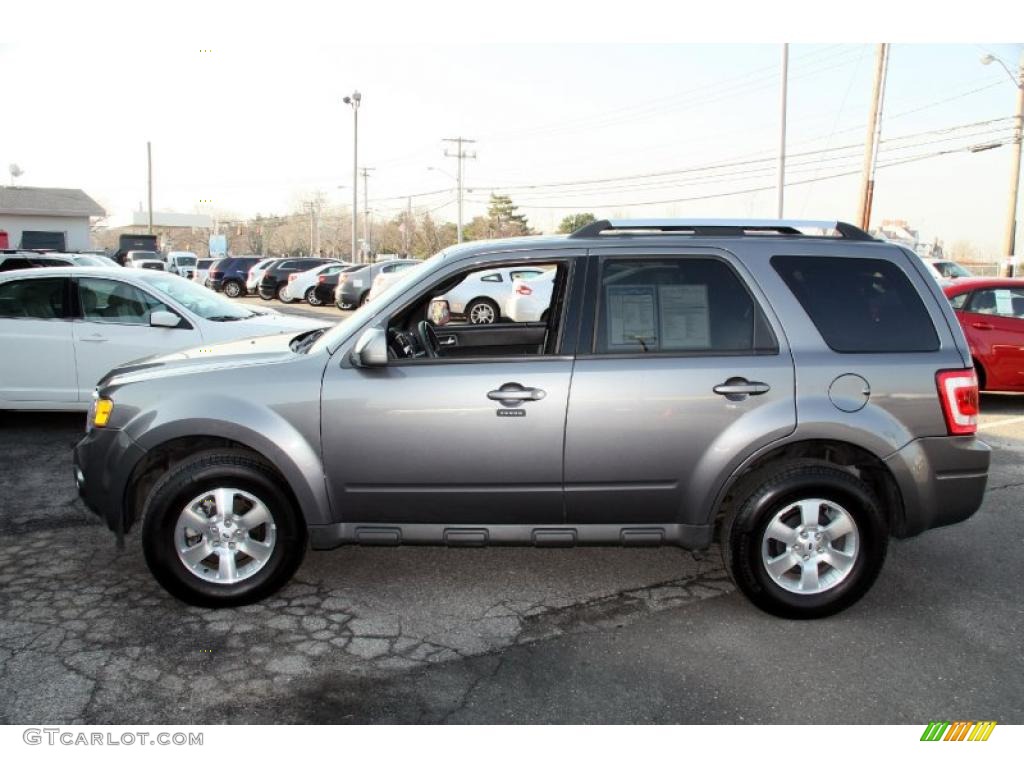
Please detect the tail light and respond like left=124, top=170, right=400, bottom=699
left=288, top=273, right=298, bottom=282
left=936, top=369, right=979, bottom=435
left=338, top=273, right=350, bottom=285
left=248, top=268, right=255, bottom=279
left=515, top=283, right=533, bottom=296
left=210, top=271, right=223, bottom=279
left=317, top=275, right=327, bottom=284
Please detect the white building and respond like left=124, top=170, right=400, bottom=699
left=0, top=186, right=106, bottom=250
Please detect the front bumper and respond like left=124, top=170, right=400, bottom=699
left=74, top=427, right=146, bottom=537
left=885, top=436, right=990, bottom=537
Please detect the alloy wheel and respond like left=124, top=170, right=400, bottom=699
left=760, top=498, right=859, bottom=595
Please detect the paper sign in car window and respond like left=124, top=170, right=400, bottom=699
left=659, top=284, right=710, bottom=350
left=606, top=286, right=658, bottom=351
left=995, top=290, right=1014, bottom=316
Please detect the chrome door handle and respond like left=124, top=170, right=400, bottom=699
left=713, top=379, right=770, bottom=397
left=438, top=336, right=458, bottom=346
left=487, top=383, right=547, bottom=403
left=81, top=335, right=108, bottom=343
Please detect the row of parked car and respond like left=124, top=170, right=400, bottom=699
left=205, top=254, right=558, bottom=323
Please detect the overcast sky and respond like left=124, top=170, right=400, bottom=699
left=2, top=42, right=1021, bottom=254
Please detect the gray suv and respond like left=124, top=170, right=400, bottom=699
left=73, top=219, right=990, bottom=618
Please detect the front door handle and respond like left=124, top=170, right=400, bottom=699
left=438, top=335, right=458, bottom=346
left=971, top=321, right=994, bottom=330
left=80, top=334, right=108, bottom=343
left=487, top=383, right=547, bottom=403
left=713, top=378, right=770, bottom=398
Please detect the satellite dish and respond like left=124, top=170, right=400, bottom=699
left=8, top=164, right=23, bottom=183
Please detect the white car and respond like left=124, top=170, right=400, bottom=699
left=166, top=251, right=198, bottom=279
left=504, top=270, right=556, bottom=322
left=124, top=251, right=166, bottom=271
left=923, top=258, right=973, bottom=281
left=246, top=257, right=280, bottom=295
left=439, top=265, right=549, bottom=324
left=367, top=262, right=421, bottom=301
left=282, top=262, right=351, bottom=305
left=0, top=267, right=330, bottom=411
left=193, top=258, right=218, bottom=286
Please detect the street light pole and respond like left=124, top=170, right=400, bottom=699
left=360, top=168, right=374, bottom=258
left=857, top=43, right=890, bottom=231
left=343, top=91, right=361, bottom=262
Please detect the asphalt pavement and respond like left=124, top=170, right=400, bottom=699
left=0, top=296, right=1021, bottom=724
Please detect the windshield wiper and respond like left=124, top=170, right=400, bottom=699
left=206, top=314, right=247, bottom=322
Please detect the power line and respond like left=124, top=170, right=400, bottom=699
left=464, top=138, right=1014, bottom=210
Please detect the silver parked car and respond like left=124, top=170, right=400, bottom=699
left=74, top=219, right=989, bottom=617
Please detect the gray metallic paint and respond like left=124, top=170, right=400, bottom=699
left=75, top=232, right=990, bottom=548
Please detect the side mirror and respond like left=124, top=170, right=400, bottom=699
left=150, top=310, right=182, bottom=328
left=428, top=298, right=451, bottom=326
left=351, top=327, right=388, bottom=367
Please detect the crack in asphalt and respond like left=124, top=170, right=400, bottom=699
left=0, top=416, right=735, bottom=723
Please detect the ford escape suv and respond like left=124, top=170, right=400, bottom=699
left=73, top=219, right=990, bottom=618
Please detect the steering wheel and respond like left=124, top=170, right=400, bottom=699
left=416, top=320, right=440, bottom=358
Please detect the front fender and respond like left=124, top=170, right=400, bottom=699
left=123, top=393, right=331, bottom=526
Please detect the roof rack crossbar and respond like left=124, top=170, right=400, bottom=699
left=569, top=218, right=874, bottom=241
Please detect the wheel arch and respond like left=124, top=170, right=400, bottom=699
left=710, top=438, right=906, bottom=539
left=121, top=410, right=330, bottom=533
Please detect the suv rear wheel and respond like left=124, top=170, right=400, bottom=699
left=722, top=461, right=888, bottom=619
left=277, top=283, right=293, bottom=303
left=223, top=280, right=243, bottom=298
left=141, top=450, right=307, bottom=607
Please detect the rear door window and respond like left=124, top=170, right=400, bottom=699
left=772, top=256, right=939, bottom=353
left=0, top=277, right=68, bottom=319
left=965, top=287, right=1024, bottom=318
left=595, top=257, right=776, bottom=354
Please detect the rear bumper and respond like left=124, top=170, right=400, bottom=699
left=885, top=436, right=990, bottom=537
left=73, top=427, right=146, bottom=536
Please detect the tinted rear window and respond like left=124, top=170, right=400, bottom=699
left=772, top=255, right=939, bottom=353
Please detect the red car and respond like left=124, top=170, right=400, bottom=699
left=944, top=277, right=1024, bottom=392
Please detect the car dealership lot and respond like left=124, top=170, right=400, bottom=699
left=1, top=295, right=1022, bottom=724
left=1, top=395, right=1022, bottom=723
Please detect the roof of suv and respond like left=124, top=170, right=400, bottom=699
left=439, top=219, right=878, bottom=261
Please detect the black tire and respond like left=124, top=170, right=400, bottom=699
left=277, top=283, right=293, bottom=303
left=466, top=298, right=499, bottom=324
left=358, top=291, right=370, bottom=307
left=721, top=460, right=888, bottom=619
left=141, top=450, right=307, bottom=608
left=258, top=288, right=273, bottom=301
left=223, top=280, right=243, bottom=298
left=305, top=287, right=322, bottom=306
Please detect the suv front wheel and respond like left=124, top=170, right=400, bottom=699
left=141, top=450, right=307, bottom=607
left=722, top=461, right=888, bottom=619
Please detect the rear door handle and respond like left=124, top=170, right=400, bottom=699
left=80, top=334, right=108, bottom=343
left=487, top=383, right=547, bottom=403
left=713, top=378, right=770, bottom=397
left=438, top=335, right=458, bottom=346
left=971, top=321, right=994, bottom=330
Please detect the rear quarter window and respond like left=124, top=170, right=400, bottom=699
left=772, top=255, right=939, bottom=353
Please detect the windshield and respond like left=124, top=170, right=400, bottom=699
left=174, top=256, right=198, bottom=266
left=310, top=253, right=441, bottom=354
left=135, top=271, right=255, bottom=321
left=937, top=261, right=972, bottom=278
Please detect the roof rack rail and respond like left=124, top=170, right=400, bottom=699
left=569, top=218, right=874, bottom=241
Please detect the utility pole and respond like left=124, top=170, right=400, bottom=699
left=1000, top=51, right=1023, bottom=276
left=343, top=91, right=362, bottom=262
left=443, top=137, right=476, bottom=243
left=146, top=141, right=153, bottom=235
left=404, top=196, right=413, bottom=255
left=360, top=167, right=374, bottom=260
left=857, top=43, right=890, bottom=231
left=776, top=44, right=788, bottom=218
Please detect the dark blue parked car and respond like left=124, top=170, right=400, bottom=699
left=207, top=256, right=263, bottom=298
